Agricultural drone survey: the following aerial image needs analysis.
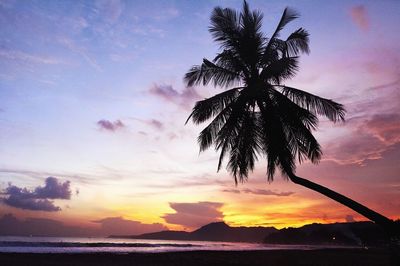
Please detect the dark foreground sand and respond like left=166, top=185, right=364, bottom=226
left=0, top=249, right=398, bottom=266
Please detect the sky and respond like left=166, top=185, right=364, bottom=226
left=0, top=0, right=399, bottom=236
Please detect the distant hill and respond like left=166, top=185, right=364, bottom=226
left=111, top=221, right=395, bottom=246
left=264, top=222, right=389, bottom=246
left=110, top=222, right=278, bottom=243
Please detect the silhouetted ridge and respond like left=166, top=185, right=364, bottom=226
left=264, top=222, right=388, bottom=246
left=111, top=221, right=277, bottom=243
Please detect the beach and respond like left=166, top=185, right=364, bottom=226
left=0, top=249, right=396, bottom=266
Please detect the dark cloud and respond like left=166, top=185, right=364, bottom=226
left=0, top=213, right=95, bottom=237
left=2, top=193, right=61, bottom=212
left=147, top=119, right=163, bottom=130
left=349, top=5, right=369, bottom=31
left=243, top=188, right=294, bottom=197
left=0, top=214, right=166, bottom=237
left=34, top=177, right=71, bottom=199
left=97, top=119, right=125, bottom=132
left=163, top=201, right=224, bottom=229
left=223, top=188, right=294, bottom=197
left=345, top=215, right=356, bottom=223
left=1, top=177, right=72, bottom=212
left=149, top=84, right=201, bottom=110
left=222, top=189, right=241, bottom=194
left=92, top=217, right=167, bottom=236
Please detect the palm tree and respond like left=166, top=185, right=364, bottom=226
left=184, top=1, right=395, bottom=232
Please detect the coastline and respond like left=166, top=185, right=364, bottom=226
left=0, top=248, right=396, bottom=266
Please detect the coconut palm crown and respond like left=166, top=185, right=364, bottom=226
left=185, top=1, right=344, bottom=182
left=184, top=1, right=395, bottom=232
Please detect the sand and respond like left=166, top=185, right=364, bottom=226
left=0, top=248, right=397, bottom=266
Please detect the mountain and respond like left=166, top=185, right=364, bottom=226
left=264, top=222, right=389, bottom=246
left=110, top=222, right=278, bottom=243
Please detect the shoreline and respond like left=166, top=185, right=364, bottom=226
left=0, top=248, right=396, bottom=266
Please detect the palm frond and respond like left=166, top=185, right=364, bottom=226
left=261, top=57, right=299, bottom=84
left=215, top=93, right=248, bottom=173
left=270, top=89, right=322, bottom=164
left=214, top=49, right=249, bottom=79
left=264, top=7, right=299, bottom=53
left=277, top=85, right=346, bottom=122
left=240, top=0, right=264, bottom=36
left=256, top=97, right=296, bottom=180
left=284, top=28, right=310, bottom=56
left=197, top=103, right=233, bottom=152
left=186, top=87, right=241, bottom=125
left=227, top=110, right=261, bottom=183
left=272, top=7, right=299, bottom=39
left=209, top=7, right=240, bottom=51
left=184, top=59, right=241, bottom=88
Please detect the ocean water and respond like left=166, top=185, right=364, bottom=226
left=0, top=236, right=355, bottom=253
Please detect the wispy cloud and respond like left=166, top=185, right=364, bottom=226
left=131, top=118, right=164, bottom=130
left=0, top=177, right=72, bottom=212
left=94, top=0, right=123, bottom=24
left=0, top=48, right=64, bottom=65
left=58, top=37, right=102, bottom=71
left=163, top=201, right=224, bottom=229
left=349, top=5, right=369, bottom=31
left=92, top=216, right=167, bottom=236
left=223, top=188, right=294, bottom=197
left=324, top=112, right=400, bottom=165
left=97, top=119, right=125, bottom=132
left=149, top=84, right=201, bottom=110
left=152, top=7, right=179, bottom=20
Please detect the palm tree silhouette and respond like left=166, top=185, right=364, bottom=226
left=184, top=1, right=394, bottom=231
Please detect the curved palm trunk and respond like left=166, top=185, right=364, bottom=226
left=288, top=174, right=396, bottom=233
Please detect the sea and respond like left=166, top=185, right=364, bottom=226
left=0, top=236, right=357, bottom=253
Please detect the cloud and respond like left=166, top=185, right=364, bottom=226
left=58, top=37, right=102, bottom=71
left=349, top=5, right=369, bottom=31
left=223, top=188, right=294, bottom=197
left=132, top=25, right=166, bottom=38
left=163, top=201, right=224, bottom=229
left=0, top=48, right=64, bottom=65
left=345, top=215, right=356, bottom=223
left=362, top=114, right=400, bottom=145
left=149, top=84, right=202, bottom=110
left=95, top=0, right=123, bottom=24
left=324, top=112, right=400, bottom=165
left=243, top=188, right=294, bottom=197
left=97, top=119, right=125, bottom=132
left=222, top=189, right=241, bottom=194
left=0, top=213, right=95, bottom=236
left=34, top=177, right=71, bottom=199
left=132, top=118, right=164, bottom=130
left=146, top=119, right=163, bottom=130
left=0, top=214, right=167, bottom=237
left=153, top=7, right=179, bottom=20
left=92, top=217, right=167, bottom=236
left=0, top=177, right=72, bottom=212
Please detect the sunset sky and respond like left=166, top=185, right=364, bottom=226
left=0, top=0, right=399, bottom=236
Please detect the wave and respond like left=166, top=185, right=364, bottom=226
left=0, top=241, right=200, bottom=248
